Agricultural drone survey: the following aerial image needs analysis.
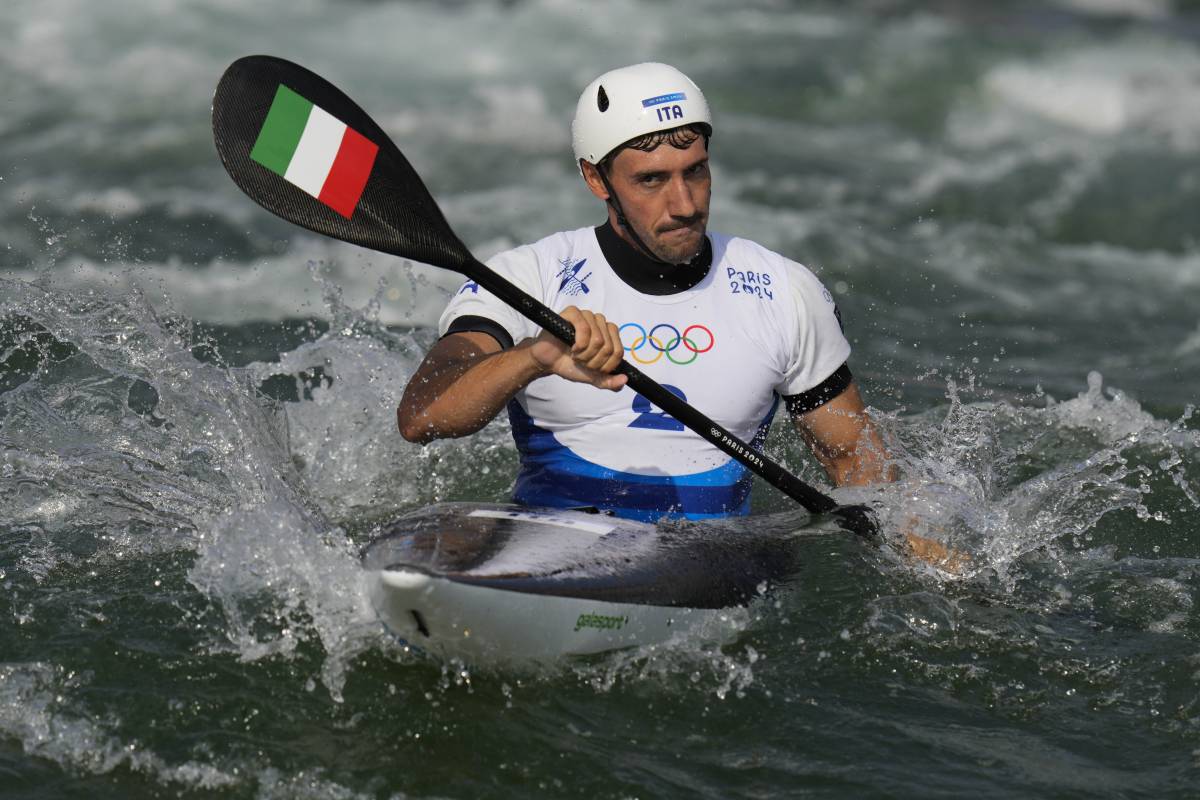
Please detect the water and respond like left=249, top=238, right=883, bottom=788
left=2, top=0, right=1199, bottom=796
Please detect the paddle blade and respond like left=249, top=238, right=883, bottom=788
left=212, top=55, right=474, bottom=271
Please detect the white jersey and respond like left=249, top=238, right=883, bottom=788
left=438, top=226, right=851, bottom=522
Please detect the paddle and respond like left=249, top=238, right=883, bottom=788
left=211, top=54, right=877, bottom=539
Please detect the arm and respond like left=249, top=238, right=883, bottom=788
left=397, top=306, right=627, bottom=444
left=794, top=382, right=964, bottom=570
left=397, top=330, right=532, bottom=443
left=791, top=381, right=892, bottom=487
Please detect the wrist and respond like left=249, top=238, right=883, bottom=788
left=512, top=338, right=554, bottom=380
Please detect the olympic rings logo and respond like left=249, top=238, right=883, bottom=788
left=618, top=322, right=715, bottom=365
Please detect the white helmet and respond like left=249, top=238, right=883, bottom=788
left=572, top=62, right=712, bottom=167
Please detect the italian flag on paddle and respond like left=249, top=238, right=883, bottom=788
left=249, top=84, right=378, bottom=218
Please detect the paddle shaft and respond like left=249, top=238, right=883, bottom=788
left=459, top=257, right=841, bottom=517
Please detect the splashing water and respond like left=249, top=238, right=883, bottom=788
left=0, top=275, right=398, bottom=701
left=869, top=370, right=1199, bottom=582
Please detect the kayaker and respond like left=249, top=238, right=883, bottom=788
left=398, top=62, right=898, bottom=529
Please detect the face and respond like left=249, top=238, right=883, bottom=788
left=583, top=136, right=711, bottom=265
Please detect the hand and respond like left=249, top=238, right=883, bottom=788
left=528, top=306, right=628, bottom=391
left=903, top=527, right=972, bottom=575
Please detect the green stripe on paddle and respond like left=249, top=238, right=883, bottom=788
left=249, top=84, right=312, bottom=175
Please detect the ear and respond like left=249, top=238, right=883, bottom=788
left=580, top=160, right=609, bottom=201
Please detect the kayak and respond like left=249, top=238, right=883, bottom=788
left=360, top=503, right=813, bottom=664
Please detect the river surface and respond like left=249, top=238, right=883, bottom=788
left=2, top=0, right=1200, bottom=797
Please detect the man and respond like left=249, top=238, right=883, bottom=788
left=398, top=62, right=891, bottom=524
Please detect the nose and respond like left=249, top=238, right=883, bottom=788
left=665, top=175, right=698, bottom=220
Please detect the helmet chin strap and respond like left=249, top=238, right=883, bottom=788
left=596, top=166, right=677, bottom=266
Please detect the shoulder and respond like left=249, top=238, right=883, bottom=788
left=712, top=234, right=842, bottom=336
left=712, top=234, right=833, bottom=297
left=486, top=227, right=595, bottom=269
left=712, top=234, right=819, bottom=281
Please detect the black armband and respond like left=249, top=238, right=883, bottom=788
left=442, top=315, right=514, bottom=350
left=783, top=363, right=853, bottom=415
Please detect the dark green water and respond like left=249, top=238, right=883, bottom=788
left=3, top=0, right=1200, bottom=797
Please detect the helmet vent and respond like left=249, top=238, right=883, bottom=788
left=597, top=85, right=609, bottom=112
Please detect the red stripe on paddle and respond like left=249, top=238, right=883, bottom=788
left=318, top=126, right=379, bottom=218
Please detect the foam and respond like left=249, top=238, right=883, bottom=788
left=0, top=661, right=402, bottom=796
left=0, top=251, right=464, bottom=327
left=382, top=83, right=566, bottom=154
left=978, top=44, right=1200, bottom=147
left=1054, top=0, right=1171, bottom=19
left=0, top=662, right=239, bottom=790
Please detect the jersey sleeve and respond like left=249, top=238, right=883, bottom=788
left=775, top=261, right=852, bottom=397
left=437, top=245, right=544, bottom=348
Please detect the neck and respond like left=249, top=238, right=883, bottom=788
left=595, top=221, right=711, bottom=295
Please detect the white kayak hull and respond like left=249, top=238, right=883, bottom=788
left=367, top=567, right=727, bottom=662
left=361, top=503, right=815, bottom=664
